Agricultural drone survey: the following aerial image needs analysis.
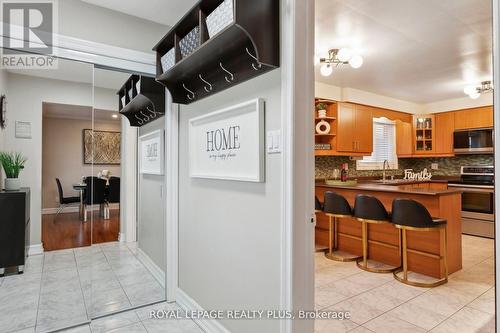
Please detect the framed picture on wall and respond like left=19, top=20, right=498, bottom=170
left=189, top=98, right=265, bottom=182
left=139, top=129, right=164, bottom=175
left=83, top=129, right=121, bottom=165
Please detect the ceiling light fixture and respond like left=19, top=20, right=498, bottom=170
left=112, top=114, right=119, bottom=119
left=319, top=48, right=364, bottom=77
left=464, top=81, right=493, bottom=99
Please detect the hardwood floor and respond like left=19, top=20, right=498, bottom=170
left=42, top=209, right=120, bottom=251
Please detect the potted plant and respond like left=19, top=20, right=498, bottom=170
left=0, top=152, right=27, bottom=191
left=316, top=103, right=328, bottom=118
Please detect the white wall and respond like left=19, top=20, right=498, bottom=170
left=316, top=81, right=493, bottom=114
left=3, top=71, right=119, bottom=246
left=58, top=0, right=168, bottom=54
left=138, top=118, right=165, bottom=271
left=178, top=69, right=282, bottom=333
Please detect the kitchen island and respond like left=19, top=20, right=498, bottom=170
left=316, top=181, right=462, bottom=278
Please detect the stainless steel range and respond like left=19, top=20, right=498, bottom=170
left=448, top=166, right=494, bottom=238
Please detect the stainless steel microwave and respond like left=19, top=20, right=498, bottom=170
left=453, top=128, right=494, bottom=154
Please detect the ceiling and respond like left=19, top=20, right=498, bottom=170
left=315, top=0, right=493, bottom=103
left=80, top=0, right=196, bottom=26
left=43, top=102, right=120, bottom=122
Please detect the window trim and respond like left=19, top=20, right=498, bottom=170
left=356, top=117, right=398, bottom=171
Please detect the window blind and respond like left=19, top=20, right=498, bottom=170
left=357, top=118, right=398, bottom=170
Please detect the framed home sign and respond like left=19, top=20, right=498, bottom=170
left=189, top=98, right=265, bottom=182
left=139, top=129, right=164, bottom=175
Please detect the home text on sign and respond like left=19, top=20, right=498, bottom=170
left=206, top=125, right=241, bottom=152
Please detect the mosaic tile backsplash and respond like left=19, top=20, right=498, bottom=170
left=315, top=155, right=494, bottom=179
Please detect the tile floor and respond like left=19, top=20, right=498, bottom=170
left=50, top=302, right=204, bottom=333
left=315, top=235, right=496, bottom=333
left=0, top=242, right=165, bottom=333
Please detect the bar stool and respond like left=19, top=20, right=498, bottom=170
left=323, top=192, right=361, bottom=262
left=354, top=194, right=400, bottom=273
left=315, top=196, right=323, bottom=213
left=391, top=199, right=448, bottom=287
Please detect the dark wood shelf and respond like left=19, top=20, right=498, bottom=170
left=118, top=75, right=165, bottom=127
left=153, top=0, right=279, bottom=104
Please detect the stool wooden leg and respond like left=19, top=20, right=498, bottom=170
left=328, top=216, right=333, bottom=257
left=334, top=217, right=338, bottom=251
left=402, top=228, right=408, bottom=281
left=443, top=227, right=448, bottom=279
left=362, top=221, right=368, bottom=267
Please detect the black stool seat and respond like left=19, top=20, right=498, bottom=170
left=322, top=192, right=361, bottom=262
left=392, top=199, right=447, bottom=228
left=391, top=199, right=448, bottom=288
left=353, top=194, right=390, bottom=222
left=353, top=194, right=400, bottom=273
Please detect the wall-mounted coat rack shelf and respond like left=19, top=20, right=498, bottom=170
left=153, top=0, right=280, bottom=105
left=118, top=75, right=165, bottom=127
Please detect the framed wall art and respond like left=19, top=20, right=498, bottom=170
left=189, top=98, right=265, bottom=182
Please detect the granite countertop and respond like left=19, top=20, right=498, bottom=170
left=316, top=181, right=462, bottom=196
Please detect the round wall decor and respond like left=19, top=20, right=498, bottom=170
left=316, top=120, right=331, bottom=135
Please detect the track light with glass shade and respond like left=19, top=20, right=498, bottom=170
left=464, top=81, right=493, bottom=99
left=318, top=48, right=364, bottom=76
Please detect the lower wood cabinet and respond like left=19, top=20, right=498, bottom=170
left=0, top=188, right=30, bottom=275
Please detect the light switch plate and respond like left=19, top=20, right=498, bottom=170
left=267, top=130, right=281, bottom=154
left=431, top=163, right=439, bottom=170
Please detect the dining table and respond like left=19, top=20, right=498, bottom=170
left=72, top=183, right=86, bottom=220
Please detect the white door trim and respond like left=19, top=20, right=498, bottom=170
left=165, top=91, right=179, bottom=302
left=0, top=25, right=156, bottom=74
left=280, top=0, right=315, bottom=332
left=493, top=0, right=500, bottom=319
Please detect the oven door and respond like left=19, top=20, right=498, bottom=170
left=448, top=184, right=495, bottom=238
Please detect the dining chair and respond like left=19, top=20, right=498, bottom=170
left=54, top=178, right=80, bottom=221
left=83, top=176, right=107, bottom=222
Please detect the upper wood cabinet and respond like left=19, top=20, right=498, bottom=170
left=413, top=115, right=435, bottom=154
left=454, top=106, right=493, bottom=130
left=435, top=112, right=455, bottom=155
left=396, top=120, right=413, bottom=157
left=337, top=103, right=373, bottom=154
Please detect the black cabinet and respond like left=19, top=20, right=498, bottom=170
left=0, top=188, right=30, bottom=276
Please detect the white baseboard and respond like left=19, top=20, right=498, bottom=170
left=137, top=248, right=165, bottom=288
left=176, top=288, right=230, bottom=333
left=28, top=244, right=44, bottom=256
left=118, top=232, right=126, bottom=242
left=42, top=204, right=120, bottom=215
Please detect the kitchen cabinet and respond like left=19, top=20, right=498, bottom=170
left=454, top=106, right=493, bottom=130
left=337, top=103, right=373, bottom=154
left=435, top=112, right=455, bottom=155
left=413, top=115, right=435, bottom=154
left=396, top=120, right=413, bottom=157
left=314, top=99, right=338, bottom=156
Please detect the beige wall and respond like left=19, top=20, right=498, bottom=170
left=42, top=116, right=121, bottom=210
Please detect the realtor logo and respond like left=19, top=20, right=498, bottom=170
left=1, top=0, right=58, bottom=68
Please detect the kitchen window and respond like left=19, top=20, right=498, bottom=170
left=356, top=117, right=398, bottom=170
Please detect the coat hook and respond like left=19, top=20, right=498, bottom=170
left=219, top=62, right=234, bottom=83
left=134, top=114, right=144, bottom=125
left=146, top=105, right=157, bottom=118
left=182, top=83, right=195, bottom=100
left=199, top=74, right=213, bottom=92
left=246, top=47, right=262, bottom=71
left=140, top=110, right=150, bottom=122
